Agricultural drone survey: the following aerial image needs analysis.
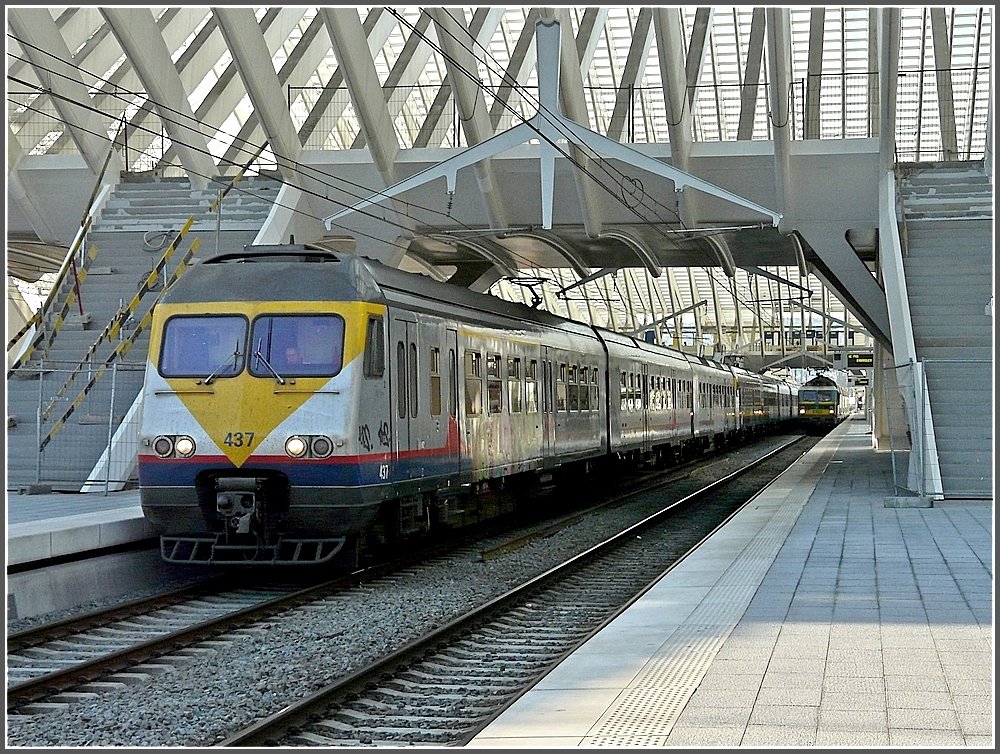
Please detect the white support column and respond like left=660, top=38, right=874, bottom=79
left=102, top=7, right=215, bottom=189
left=685, top=8, right=714, bottom=109
left=653, top=8, right=696, bottom=225
left=7, top=8, right=123, bottom=179
left=766, top=7, right=794, bottom=232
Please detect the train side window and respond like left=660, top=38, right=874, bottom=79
left=556, top=363, right=567, bottom=411
left=364, top=317, right=385, bottom=378
left=448, top=348, right=457, bottom=417
left=487, top=353, right=502, bottom=413
left=543, top=360, right=552, bottom=412
left=408, top=343, right=418, bottom=418
left=525, top=359, right=538, bottom=413
left=567, top=364, right=578, bottom=411
left=620, top=371, right=628, bottom=411
left=508, top=357, right=522, bottom=413
left=465, top=350, right=482, bottom=415
left=579, top=366, right=590, bottom=411
left=589, top=368, right=599, bottom=410
left=396, top=341, right=406, bottom=419
left=430, top=347, right=441, bottom=416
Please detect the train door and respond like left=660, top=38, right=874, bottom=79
left=641, top=364, right=650, bottom=452
left=445, top=329, right=460, bottom=476
left=541, top=347, right=554, bottom=458
left=390, top=316, right=417, bottom=478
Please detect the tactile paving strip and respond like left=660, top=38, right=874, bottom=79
left=588, top=440, right=835, bottom=746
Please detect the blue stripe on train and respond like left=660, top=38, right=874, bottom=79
left=138, top=455, right=461, bottom=487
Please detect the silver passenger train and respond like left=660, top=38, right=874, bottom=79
left=138, top=245, right=798, bottom=566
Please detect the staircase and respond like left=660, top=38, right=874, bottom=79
left=6, top=174, right=280, bottom=491
left=897, top=162, right=993, bottom=499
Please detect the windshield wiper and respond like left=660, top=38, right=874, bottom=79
left=253, top=340, right=286, bottom=385
left=203, top=342, right=242, bottom=384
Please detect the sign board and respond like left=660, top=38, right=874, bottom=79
left=855, top=377, right=870, bottom=386
left=847, top=352, right=874, bottom=368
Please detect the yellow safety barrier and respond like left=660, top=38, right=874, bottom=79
left=7, top=244, right=100, bottom=377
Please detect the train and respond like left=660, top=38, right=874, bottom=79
left=796, top=374, right=851, bottom=432
left=137, top=245, right=800, bottom=567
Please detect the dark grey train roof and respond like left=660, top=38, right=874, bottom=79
left=160, top=247, right=369, bottom=304
left=163, top=246, right=792, bottom=384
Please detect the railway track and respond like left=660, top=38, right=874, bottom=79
left=7, top=434, right=809, bottom=745
left=219, top=436, right=808, bottom=747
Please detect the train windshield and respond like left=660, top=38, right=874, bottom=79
left=249, top=314, right=345, bottom=378
left=800, top=389, right=837, bottom=402
left=159, top=315, right=247, bottom=379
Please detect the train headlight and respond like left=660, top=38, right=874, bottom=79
left=310, top=436, right=333, bottom=458
left=798, top=408, right=805, bottom=414
left=153, top=436, right=174, bottom=458
left=828, top=408, right=835, bottom=414
left=285, top=436, right=308, bottom=458
left=174, top=436, right=196, bottom=457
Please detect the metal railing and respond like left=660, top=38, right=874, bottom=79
left=10, top=361, right=145, bottom=493
left=883, top=357, right=993, bottom=500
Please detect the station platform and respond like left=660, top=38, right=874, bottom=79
left=6, top=488, right=154, bottom=568
left=469, top=417, right=994, bottom=748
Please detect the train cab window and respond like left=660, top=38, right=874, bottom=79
left=525, top=359, right=538, bottom=413
left=508, top=357, right=522, bottom=413
left=487, top=353, right=502, bottom=414
left=159, top=315, right=247, bottom=378
left=249, top=314, right=343, bottom=378
left=363, top=316, right=385, bottom=378
left=465, top=351, right=483, bottom=415
left=430, top=347, right=441, bottom=416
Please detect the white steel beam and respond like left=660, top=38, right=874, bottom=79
left=427, top=7, right=509, bottom=230
left=322, top=7, right=400, bottom=183
left=653, top=8, right=696, bottom=224
left=804, top=8, right=826, bottom=140
left=929, top=8, right=959, bottom=159
left=325, top=17, right=781, bottom=233
left=685, top=8, right=714, bottom=108
left=607, top=8, right=653, bottom=143
left=490, top=9, right=541, bottom=129
left=214, top=7, right=303, bottom=181
left=101, top=7, right=215, bottom=189
left=878, top=8, right=900, bottom=172
left=552, top=6, right=606, bottom=238
left=413, top=8, right=498, bottom=148
left=737, top=9, right=766, bottom=141
left=7, top=8, right=122, bottom=178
